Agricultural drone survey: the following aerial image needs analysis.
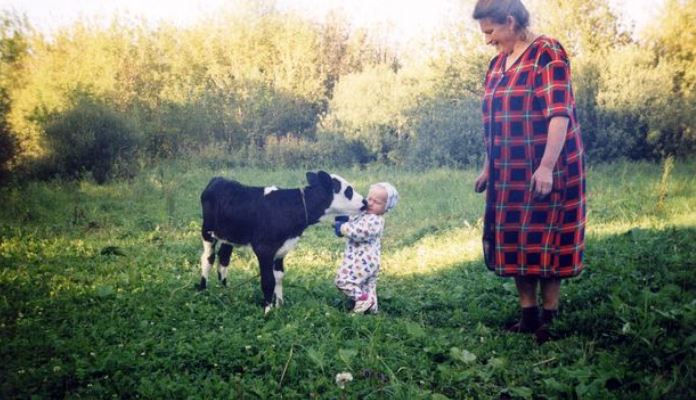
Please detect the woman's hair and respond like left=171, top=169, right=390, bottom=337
left=472, top=0, right=530, bottom=32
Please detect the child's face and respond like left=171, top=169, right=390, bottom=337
left=366, top=186, right=388, bottom=215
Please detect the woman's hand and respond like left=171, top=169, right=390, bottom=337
left=530, top=166, right=553, bottom=198
left=474, top=169, right=489, bottom=193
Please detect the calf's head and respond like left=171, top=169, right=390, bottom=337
left=306, top=171, right=366, bottom=219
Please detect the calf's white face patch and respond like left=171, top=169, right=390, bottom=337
left=327, top=174, right=365, bottom=216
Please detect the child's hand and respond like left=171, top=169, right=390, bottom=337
left=334, top=221, right=345, bottom=237
left=334, top=215, right=348, bottom=237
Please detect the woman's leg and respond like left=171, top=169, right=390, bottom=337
left=515, top=276, right=538, bottom=307
left=512, top=276, right=541, bottom=332
left=540, top=278, right=560, bottom=310
left=540, top=278, right=560, bottom=324
left=534, top=278, right=561, bottom=343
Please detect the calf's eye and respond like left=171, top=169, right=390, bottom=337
left=344, top=186, right=353, bottom=200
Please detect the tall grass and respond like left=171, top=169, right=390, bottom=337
left=1, top=160, right=695, bottom=398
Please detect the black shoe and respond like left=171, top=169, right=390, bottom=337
left=506, top=306, right=541, bottom=333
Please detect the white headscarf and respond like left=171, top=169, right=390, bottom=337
left=371, top=182, right=399, bottom=212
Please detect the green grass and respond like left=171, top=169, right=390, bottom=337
left=1, top=160, right=695, bottom=399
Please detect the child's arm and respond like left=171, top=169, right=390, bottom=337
left=333, top=215, right=349, bottom=237
left=340, top=215, right=383, bottom=242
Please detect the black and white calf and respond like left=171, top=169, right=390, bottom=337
left=199, top=171, right=366, bottom=314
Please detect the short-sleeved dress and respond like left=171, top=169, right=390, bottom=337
left=481, top=36, right=586, bottom=278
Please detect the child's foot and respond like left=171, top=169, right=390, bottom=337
left=352, top=293, right=374, bottom=314
left=367, top=290, right=379, bottom=314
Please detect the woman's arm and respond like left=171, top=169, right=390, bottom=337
left=531, top=116, right=569, bottom=197
left=474, top=154, right=490, bottom=193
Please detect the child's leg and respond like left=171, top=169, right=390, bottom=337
left=365, top=275, right=378, bottom=313
left=335, top=267, right=365, bottom=300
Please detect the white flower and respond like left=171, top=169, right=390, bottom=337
left=335, top=372, right=353, bottom=389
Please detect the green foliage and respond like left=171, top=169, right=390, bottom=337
left=0, top=161, right=695, bottom=398
left=0, top=88, right=16, bottom=183
left=528, top=0, right=629, bottom=57
left=42, top=94, right=141, bottom=183
left=260, top=133, right=370, bottom=169
left=322, top=64, right=413, bottom=162
left=646, top=0, right=696, bottom=97
left=402, top=46, right=489, bottom=169
left=0, top=0, right=695, bottom=180
left=0, top=10, right=29, bottom=183
left=643, top=0, right=696, bottom=156
left=584, top=46, right=690, bottom=160
left=405, top=96, right=483, bottom=169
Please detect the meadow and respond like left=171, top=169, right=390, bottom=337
left=1, top=160, right=695, bottom=399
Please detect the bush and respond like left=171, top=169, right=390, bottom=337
left=405, top=96, right=483, bottom=169
left=260, top=133, right=370, bottom=168
left=322, top=65, right=413, bottom=162
left=0, top=120, right=16, bottom=184
left=43, top=95, right=141, bottom=183
left=584, top=46, right=694, bottom=161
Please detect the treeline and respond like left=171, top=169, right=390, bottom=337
left=0, top=0, right=694, bottom=183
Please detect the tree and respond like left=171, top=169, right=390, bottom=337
left=643, top=0, right=696, bottom=156
left=528, top=0, right=629, bottom=57
left=0, top=10, right=29, bottom=181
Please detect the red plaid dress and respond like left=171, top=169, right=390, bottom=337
left=481, top=36, right=586, bottom=278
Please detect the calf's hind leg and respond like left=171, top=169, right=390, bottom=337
left=199, top=237, right=217, bottom=290
left=217, top=243, right=233, bottom=287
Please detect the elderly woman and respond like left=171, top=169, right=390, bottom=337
left=472, top=0, right=586, bottom=341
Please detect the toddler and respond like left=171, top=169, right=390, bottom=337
left=334, top=182, right=399, bottom=314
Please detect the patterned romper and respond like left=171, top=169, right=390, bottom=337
left=335, top=213, right=385, bottom=303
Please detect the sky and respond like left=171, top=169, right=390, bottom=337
left=0, top=0, right=665, bottom=43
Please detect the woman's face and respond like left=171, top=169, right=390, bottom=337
left=366, top=186, right=388, bottom=215
left=478, top=17, right=517, bottom=54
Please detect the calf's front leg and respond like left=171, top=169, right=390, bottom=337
left=273, top=258, right=285, bottom=307
left=253, top=247, right=276, bottom=315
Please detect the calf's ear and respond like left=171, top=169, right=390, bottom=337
left=317, top=170, right=335, bottom=192
left=306, top=172, right=319, bottom=186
